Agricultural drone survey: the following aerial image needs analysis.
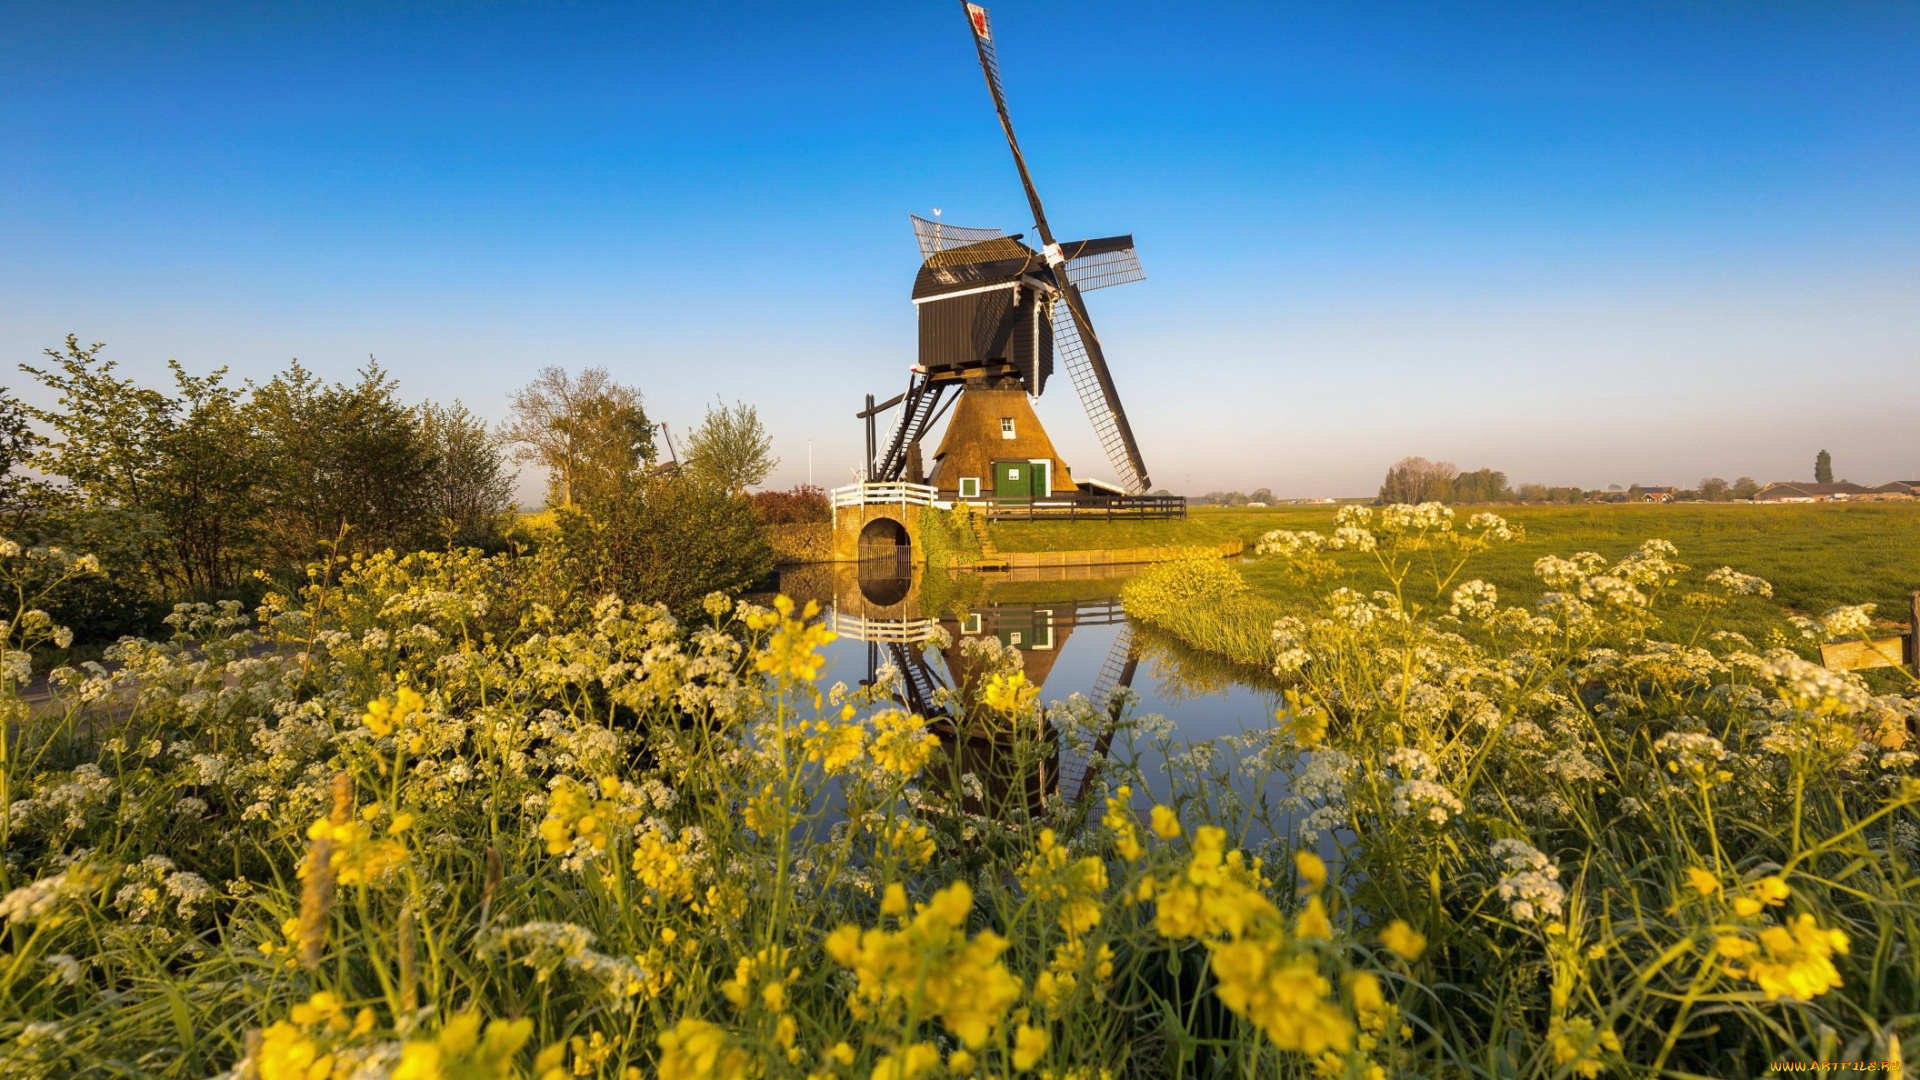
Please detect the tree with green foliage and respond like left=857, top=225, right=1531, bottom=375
left=501, top=366, right=653, bottom=509
left=1815, top=449, right=1833, bottom=483
left=21, top=337, right=265, bottom=593
left=20, top=337, right=174, bottom=523
left=250, top=360, right=435, bottom=565
left=1697, top=477, right=1730, bottom=501
left=1448, top=468, right=1510, bottom=504
left=419, top=401, right=516, bottom=550
left=0, top=386, right=56, bottom=533
left=1732, top=476, right=1760, bottom=499
left=157, top=364, right=265, bottom=592
left=684, top=399, right=777, bottom=495
left=561, top=473, right=773, bottom=620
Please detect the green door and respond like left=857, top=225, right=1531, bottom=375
left=993, top=461, right=1049, bottom=498
left=993, top=461, right=1027, bottom=497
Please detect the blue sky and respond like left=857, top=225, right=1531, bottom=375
left=3, top=1, right=1915, bottom=498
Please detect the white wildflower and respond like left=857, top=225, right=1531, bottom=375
left=1449, top=580, right=1498, bottom=620
left=1392, top=779, right=1463, bottom=826
left=1706, top=566, right=1772, bottom=597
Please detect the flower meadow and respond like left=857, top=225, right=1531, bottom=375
left=2, top=506, right=1918, bottom=1079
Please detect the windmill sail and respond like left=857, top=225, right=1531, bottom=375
left=911, top=214, right=1011, bottom=262
left=1052, top=294, right=1150, bottom=493
left=1059, top=235, right=1145, bottom=293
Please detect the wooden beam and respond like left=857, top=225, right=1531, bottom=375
left=856, top=392, right=906, bottom=420
left=1821, top=636, right=1911, bottom=673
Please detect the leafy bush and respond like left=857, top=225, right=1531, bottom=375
left=560, top=474, right=775, bottom=621
left=749, top=485, right=830, bottom=525
left=918, top=505, right=984, bottom=573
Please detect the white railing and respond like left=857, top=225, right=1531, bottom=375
left=829, top=612, right=944, bottom=644
left=830, top=482, right=944, bottom=510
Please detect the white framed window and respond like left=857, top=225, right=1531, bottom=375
left=958, top=477, right=980, bottom=499
left=1000, top=417, right=1016, bottom=439
left=962, top=613, right=982, bottom=635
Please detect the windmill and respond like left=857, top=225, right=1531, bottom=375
left=861, top=1, right=1153, bottom=498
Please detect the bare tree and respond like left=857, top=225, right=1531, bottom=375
left=499, top=367, right=653, bottom=509
left=684, top=399, right=777, bottom=495
left=1378, top=457, right=1459, bottom=504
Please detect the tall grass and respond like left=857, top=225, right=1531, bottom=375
left=1119, top=557, right=1283, bottom=670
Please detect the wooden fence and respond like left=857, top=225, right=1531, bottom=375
left=977, top=494, right=1187, bottom=521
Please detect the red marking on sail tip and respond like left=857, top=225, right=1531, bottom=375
left=966, top=4, right=991, bottom=41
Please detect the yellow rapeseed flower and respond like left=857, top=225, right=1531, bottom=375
left=1721, top=913, right=1850, bottom=1001
left=824, top=880, right=1020, bottom=1049
left=1103, top=786, right=1143, bottom=862
left=393, top=1013, right=532, bottom=1080
left=362, top=686, right=426, bottom=738
left=257, top=1020, right=335, bottom=1080
left=1346, top=971, right=1392, bottom=1034
left=885, top=821, right=936, bottom=868
left=1682, top=867, right=1719, bottom=897
left=872, top=1042, right=941, bottom=1080
left=1294, top=850, right=1328, bottom=890
left=1207, top=941, right=1354, bottom=1055
left=803, top=712, right=867, bottom=775
left=721, top=944, right=798, bottom=1013
left=1751, top=876, right=1790, bottom=910
left=1017, top=829, right=1108, bottom=938
left=1278, top=690, right=1328, bottom=747
left=1012, top=1025, right=1051, bottom=1070
left=1294, top=896, right=1333, bottom=941
left=631, top=828, right=698, bottom=904
left=657, top=1018, right=752, bottom=1080
left=1149, top=827, right=1277, bottom=941
left=306, top=818, right=407, bottom=887
left=1549, top=1016, right=1620, bottom=1078
left=754, top=596, right=835, bottom=682
left=1380, top=920, right=1426, bottom=961
left=870, top=710, right=936, bottom=778
left=1149, top=805, right=1182, bottom=840
left=980, top=671, right=1040, bottom=716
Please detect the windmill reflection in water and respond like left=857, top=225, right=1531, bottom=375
left=778, top=561, right=1139, bottom=823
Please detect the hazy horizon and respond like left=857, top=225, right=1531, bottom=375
left=4, top=1, right=1915, bottom=501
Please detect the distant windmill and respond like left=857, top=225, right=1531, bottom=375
left=862, top=2, right=1152, bottom=498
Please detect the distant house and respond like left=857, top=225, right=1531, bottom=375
left=1868, top=481, right=1920, bottom=498
left=1753, top=481, right=1872, bottom=503
left=1641, top=486, right=1677, bottom=502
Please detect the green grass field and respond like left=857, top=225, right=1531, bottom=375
left=990, top=502, right=1920, bottom=640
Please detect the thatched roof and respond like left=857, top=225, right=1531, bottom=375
left=925, top=388, right=1074, bottom=493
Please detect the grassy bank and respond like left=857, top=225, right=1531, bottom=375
left=996, top=502, right=1920, bottom=634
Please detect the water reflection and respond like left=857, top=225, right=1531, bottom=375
left=773, top=561, right=1290, bottom=810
